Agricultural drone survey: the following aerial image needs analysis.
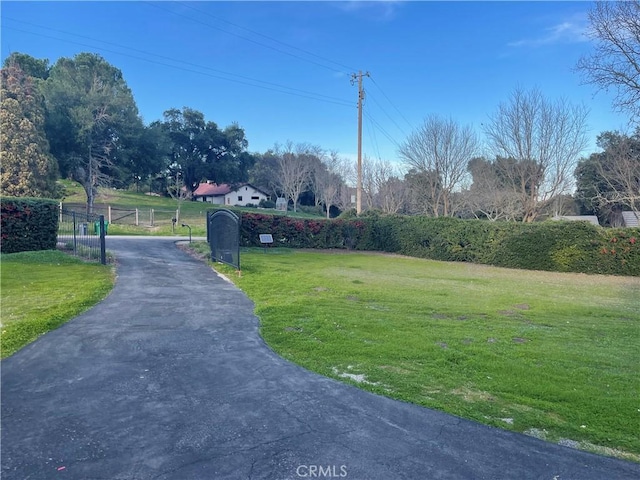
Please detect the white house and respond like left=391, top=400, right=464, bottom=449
left=621, top=211, right=640, bottom=228
left=192, top=182, right=269, bottom=207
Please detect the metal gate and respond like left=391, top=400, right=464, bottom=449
left=207, top=209, right=240, bottom=269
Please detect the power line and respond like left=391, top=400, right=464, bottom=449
left=364, top=111, right=402, bottom=151
left=370, top=75, right=414, bottom=131
left=2, top=20, right=353, bottom=108
left=146, top=1, right=354, bottom=76
left=365, top=109, right=384, bottom=161
left=367, top=90, right=409, bottom=139
left=175, top=1, right=357, bottom=74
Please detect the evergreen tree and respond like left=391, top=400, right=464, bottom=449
left=42, top=53, right=142, bottom=213
left=0, top=63, right=59, bottom=198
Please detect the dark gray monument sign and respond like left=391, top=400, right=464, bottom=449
left=207, top=209, right=240, bottom=269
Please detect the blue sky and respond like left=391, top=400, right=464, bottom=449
left=1, top=1, right=631, bottom=168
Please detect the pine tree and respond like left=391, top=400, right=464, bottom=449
left=0, top=64, right=58, bottom=198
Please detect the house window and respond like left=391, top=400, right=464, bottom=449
left=251, top=196, right=259, bottom=200
left=238, top=196, right=243, bottom=201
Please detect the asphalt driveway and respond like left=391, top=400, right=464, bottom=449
left=2, top=237, right=638, bottom=480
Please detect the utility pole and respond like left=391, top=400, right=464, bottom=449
left=351, top=70, right=370, bottom=215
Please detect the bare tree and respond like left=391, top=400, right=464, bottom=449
left=576, top=1, right=640, bottom=122
left=78, top=102, right=113, bottom=215
left=313, top=151, right=349, bottom=218
left=404, top=168, right=439, bottom=215
left=594, top=131, right=640, bottom=213
left=466, top=157, right=522, bottom=221
left=166, top=170, right=190, bottom=224
left=361, top=156, right=407, bottom=213
left=399, top=115, right=479, bottom=217
left=361, top=155, right=377, bottom=210
left=483, top=88, right=589, bottom=222
left=274, top=141, right=317, bottom=213
left=378, top=176, right=407, bottom=214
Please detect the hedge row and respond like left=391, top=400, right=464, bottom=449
left=239, top=213, right=640, bottom=276
left=1, top=197, right=59, bottom=254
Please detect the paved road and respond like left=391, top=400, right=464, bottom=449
left=2, top=237, right=639, bottom=480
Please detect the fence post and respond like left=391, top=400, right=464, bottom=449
left=135, top=208, right=139, bottom=226
left=150, top=209, right=154, bottom=226
left=59, top=202, right=63, bottom=223
left=108, top=206, right=112, bottom=223
left=72, top=211, right=77, bottom=255
left=99, top=215, right=106, bottom=265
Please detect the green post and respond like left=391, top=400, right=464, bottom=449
left=99, top=215, right=106, bottom=265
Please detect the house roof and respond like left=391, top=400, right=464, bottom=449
left=193, top=183, right=232, bottom=197
left=193, top=182, right=270, bottom=197
left=552, top=215, right=600, bottom=226
left=242, top=183, right=270, bottom=196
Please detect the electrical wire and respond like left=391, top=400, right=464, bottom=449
left=146, top=1, right=354, bottom=76
left=364, top=111, right=402, bottom=151
left=370, top=75, right=414, bottom=130
left=365, top=109, right=384, bottom=161
left=2, top=20, right=354, bottom=108
left=174, top=1, right=358, bottom=74
left=367, top=90, right=409, bottom=139
left=5, top=6, right=415, bottom=160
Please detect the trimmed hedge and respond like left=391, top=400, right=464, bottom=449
left=239, top=212, right=640, bottom=276
left=1, top=197, right=59, bottom=254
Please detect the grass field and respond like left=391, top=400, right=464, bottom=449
left=59, top=179, right=324, bottom=237
left=204, top=246, right=640, bottom=461
left=0, top=250, right=115, bottom=358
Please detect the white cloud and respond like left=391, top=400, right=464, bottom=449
left=509, top=14, right=589, bottom=48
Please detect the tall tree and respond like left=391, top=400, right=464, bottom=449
left=2, top=52, right=50, bottom=80
left=404, top=168, right=441, bottom=215
left=314, top=151, right=349, bottom=218
left=0, top=63, right=58, bottom=198
left=378, top=176, right=407, bottom=214
left=398, top=115, right=478, bottom=217
left=161, top=107, right=254, bottom=193
left=483, top=88, right=589, bottom=222
left=109, top=120, right=170, bottom=190
left=465, top=157, right=521, bottom=221
left=576, top=1, right=640, bottom=123
left=575, top=130, right=640, bottom=223
left=274, top=142, right=317, bottom=213
left=362, top=157, right=407, bottom=213
left=249, top=150, right=280, bottom=197
left=42, top=53, right=142, bottom=213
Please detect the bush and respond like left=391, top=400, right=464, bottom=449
left=259, top=199, right=276, bottom=209
left=238, top=212, right=640, bottom=276
left=1, top=197, right=59, bottom=253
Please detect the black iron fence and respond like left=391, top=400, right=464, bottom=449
left=57, top=208, right=107, bottom=264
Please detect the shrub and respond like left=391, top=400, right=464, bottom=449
left=237, top=212, right=640, bottom=276
left=259, top=199, right=276, bottom=209
left=1, top=197, right=59, bottom=253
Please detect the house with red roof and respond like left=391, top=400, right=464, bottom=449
left=193, top=181, right=270, bottom=207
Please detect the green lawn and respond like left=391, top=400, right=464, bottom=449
left=59, top=180, right=324, bottom=237
left=208, top=247, right=640, bottom=461
left=0, top=250, right=115, bottom=358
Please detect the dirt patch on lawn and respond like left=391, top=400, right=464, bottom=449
left=451, top=386, right=496, bottom=403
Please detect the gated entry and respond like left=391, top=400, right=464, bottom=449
left=207, top=209, right=240, bottom=269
